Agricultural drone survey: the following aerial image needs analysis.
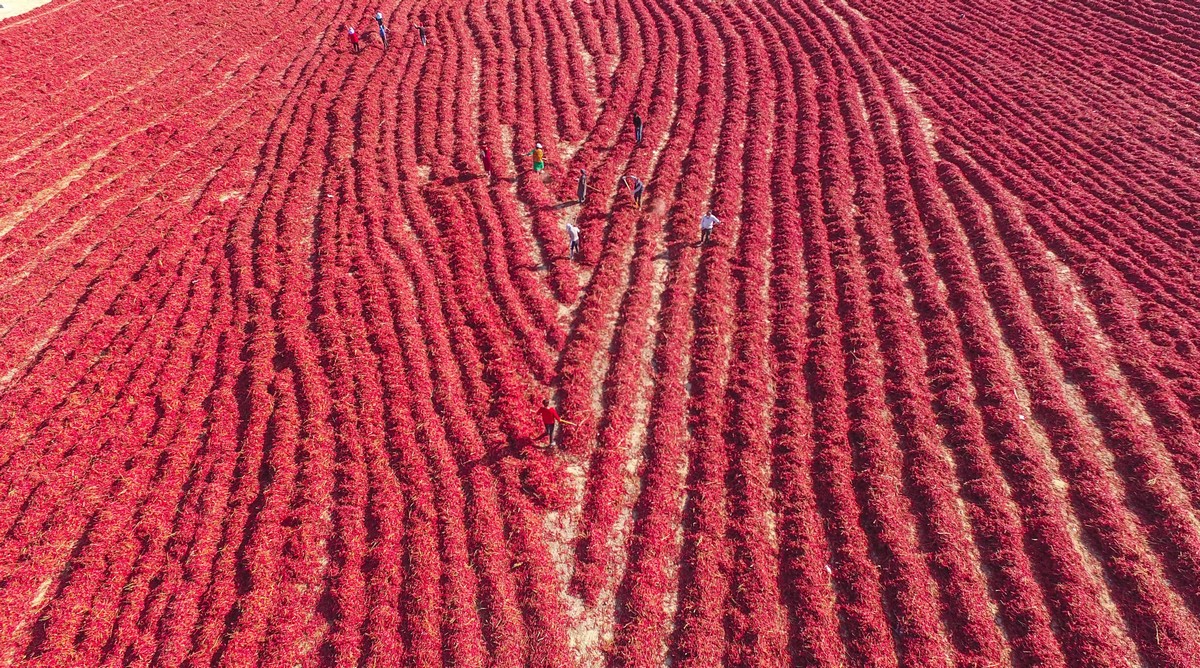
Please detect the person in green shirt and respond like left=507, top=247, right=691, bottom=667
left=525, top=143, right=546, bottom=173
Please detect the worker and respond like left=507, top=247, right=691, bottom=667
left=566, top=221, right=581, bottom=259
left=699, top=211, right=720, bottom=244
left=525, top=143, right=546, bottom=173
left=538, top=398, right=561, bottom=446
left=480, top=147, right=495, bottom=180
left=347, top=26, right=360, bottom=53
left=577, top=168, right=589, bottom=204
left=633, top=111, right=644, bottom=145
left=415, top=24, right=427, bottom=46
left=621, top=175, right=645, bottom=209
left=375, top=12, right=388, bottom=48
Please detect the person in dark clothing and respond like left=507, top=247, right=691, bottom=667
left=622, top=175, right=645, bottom=209
left=480, top=147, right=495, bottom=180
left=577, top=168, right=589, bottom=204
left=415, top=24, right=427, bottom=46
left=633, top=112, right=644, bottom=145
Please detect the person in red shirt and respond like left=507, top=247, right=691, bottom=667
left=347, top=27, right=361, bottom=53
left=538, top=398, right=560, bottom=446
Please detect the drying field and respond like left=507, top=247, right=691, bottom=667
left=2, top=0, right=1200, bottom=665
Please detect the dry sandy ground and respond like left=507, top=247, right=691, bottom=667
left=0, top=0, right=52, bottom=21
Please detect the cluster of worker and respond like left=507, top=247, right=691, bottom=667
left=346, top=13, right=723, bottom=261
left=345, top=12, right=426, bottom=51
left=348, top=12, right=724, bottom=447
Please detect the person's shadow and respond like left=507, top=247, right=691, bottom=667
left=458, top=436, right=543, bottom=474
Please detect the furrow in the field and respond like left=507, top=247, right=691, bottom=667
left=355, top=42, right=491, bottom=663
left=0, top=193, right=214, bottom=439
left=436, top=1, right=465, bottom=165
left=0, top=211, right=221, bottom=658
left=925, top=120, right=1200, bottom=445
left=0, top=267, right=208, bottom=662
left=0, top=86, right=273, bottom=381
left=663, top=0, right=753, bottom=663
left=741, top=2, right=848, bottom=664
left=564, top=214, right=661, bottom=667
left=840, top=1, right=1200, bottom=281
left=383, top=193, right=562, bottom=667
left=266, top=41, right=427, bottom=663
left=502, top=0, right=591, bottom=303
left=413, top=1, right=562, bottom=383
left=564, top=0, right=683, bottom=598
left=527, top=0, right=585, bottom=140
left=0, top=0, right=127, bottom=68
left=845, top=2, right=1200, bottom=360
left=0, top=183, right=232, bottom=528
left=412, top=181, right=579, bottom=665
left=404, top=6, right=563, bottom=384
left=0, top=14, right=302, bottom=247
left=931, top=145, right=1200, bottom=662
left=29, top=11, right=350, bottom=652
left=0, top=0, right=328, bottom=257
left=553, top=0, right=674, bottom=516
left=334, top=235, right=436, bottom=666
left=462, top=0, right=567, bottom=345
left=588, top=0, right=621, bottom=85
left=547, top=3, right=683, bottom=660
left=163, top=17, right=364, bottom=660
left=562, top=0, right=607, bottom=101
left=834, top=16, right=1164, bottom=665
left=100, top=225, right=234, bottom=667
left=561, top=2, right=702, bottom=664
left=387, top=24, right=579, bottom=661
left=547, top=0, right=597, bottom=116
left=82, top=221, right=248, bottom=662
left=227, top=21, right=424, bottom=663
left=805, top=21, right=1128, bottom=666
left=0, top=26, right=227, bottom=170
left=364, top=204, right=519, bottom=665
left=609, top=0, right=727, bottom=660
left=811, top=4, right=1031, bottom=663
left=543, top=0, right=597, bottom=127
left=1061, top=0, right=1200, bottom=79
left=758, top=6, right=897, bottom=666
left=711, top=2, right=796, bottom=664
left=384, top=31, right=535, bottom=662
left=995, top=1, right=1200, bottom=170
left=852, top=0, right=1200, bottom=240
left=0, top=9, right=304, bottom=204
left=520, top=0, right=583, bottom=139
left=0, top=0, right=339, bottom=366
left=796, top=6, right=966, bottom=666
left=828, top=3, right=1200, bottom=657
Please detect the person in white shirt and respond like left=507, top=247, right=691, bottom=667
left=699, top=211, right=719, bottom=244
left=566, top=222, right=581, bottom=259
left=375, top=12, right=388, bottom=48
